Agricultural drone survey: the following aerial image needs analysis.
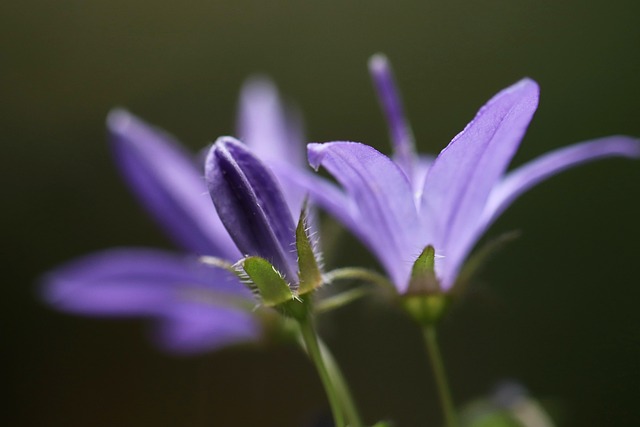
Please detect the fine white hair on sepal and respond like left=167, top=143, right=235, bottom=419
left=234, top=258, right=260, bottom=297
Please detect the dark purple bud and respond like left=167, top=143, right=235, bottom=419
left=205, top=137, right=298, bottom=283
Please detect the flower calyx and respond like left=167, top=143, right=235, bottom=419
left=402, top=245, right=449, bottom=326
left=237, top=206, right=324, bottom=320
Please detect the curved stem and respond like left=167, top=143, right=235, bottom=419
left=422, top=325, right=457, bottom=427
left=324, top=267, right=395, bottom=290
left=314, top=287, right=371, bottom=313
left=317, top=338, right=364, bottom=427
left=299, top=314, right=346, bottom=427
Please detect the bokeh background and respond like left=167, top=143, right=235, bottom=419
left=4, top=1, right=640, bottom=426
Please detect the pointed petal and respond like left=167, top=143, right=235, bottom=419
left=41, top=249, right=258, bottom=353
left=236, top=77, right=305, bottom=167
left=420, top=79, right=539, bottom=287
left=308, top=142, right=422, bottom=290
left=41, top=248, right=253, bottom=316
left=236, top=78, right=307, bottom=215
left=205, top=137, right=298, bottom=282
left=481, top=136, right=640, bottom=228
left=155, top=304, right=259, bottom=354
left=369, top=54, right=416, bottom=179
left=108, top=110, right=239, bottom=258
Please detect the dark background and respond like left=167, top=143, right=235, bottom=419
left=3, top=1, right=639, bottom=426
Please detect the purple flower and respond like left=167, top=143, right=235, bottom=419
left=42, top=78, right=302, bottom=353
left=238, top=77, right=305, bottom=173
left=304, top=55, right=640, bottom=293
left=205, top=137, right=300, bottom=285
left=42, top=248, right=257, bottom=353
left=204, top=136, right=324, bottom=303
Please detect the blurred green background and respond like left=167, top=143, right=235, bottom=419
left=3, top=0, right=639, bottom=426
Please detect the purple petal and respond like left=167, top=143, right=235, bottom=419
left=237, top=77, right=305, bottom=167
left=108, top=110, right=239, bottom=259
left=41, top=249, right=259, bottom=353
left=205, top=137, right=298, bottom=282
left=271, top=161, right=355, bottom=228
left=155, top=304, right=259, bottom=354
left=481, top=136, right=640, bottom=229
left=236, top=78, right=307, bottom=215
left=369, top=54, right=416, bottom=179
left=420, top=79, right=540, bottom=287
left=308, top=142, right=422, bottom=291
left=41, top=248, right=253, bottom=316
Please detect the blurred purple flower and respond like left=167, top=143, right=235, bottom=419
left=42, top=78, right=303, bottom=353
left=304, top=55, right=640, bottom=293
left=238, top=77, right=307, bottom=216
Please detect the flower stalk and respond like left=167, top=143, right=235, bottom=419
left=318, top=337, right=363, bottom=427
left=422, top=325, right=457, bottom=427
left=298, top=310, right=346, bottom=427
left=324, top=267, right=395, bottom=290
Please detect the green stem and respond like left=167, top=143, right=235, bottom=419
left=317, top=338, right=364, bottom=427
left=299, top=314, right=346, bottom=427
left=324, top=267, right=395, bottom=290
left=422, top=325, right=457, bottom=427
left=314, top=287, right=371, bottom=313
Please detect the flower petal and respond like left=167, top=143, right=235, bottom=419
left=205, top=137, right=298, bottom=282
left=41, top=248, right=253, bottom=316
left=480, top=136, right=640, bottom=229
left=108, top=110, right=239, bottom=258
left=237, top=77, right=305, bottom=167
left=155, top=304, right=259, bottom=354
left=42, top=248, right=259, bottom=353
left=369, top=54, right=416, bottom=179
left=420, top=79, right=539, bottom=287
left=271, top=162, right=355, bottom=229
left=236, top=78, right=307, bottom=215
left=308, top=142, right=422, bottom=290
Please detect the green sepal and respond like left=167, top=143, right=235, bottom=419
left=371, top=421, right=395, bottom=427
left=407, top=245, right=440, bottom=295
left=402, top=245, right=450, bottom=325
left=242, top=256, right=294, bottom=307
left=295, top=202, right=323, bottom=295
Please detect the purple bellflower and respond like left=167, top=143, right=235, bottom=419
left=304, top=55, right=640, bottom=294
left=42, top=78, right=303, bottom=353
